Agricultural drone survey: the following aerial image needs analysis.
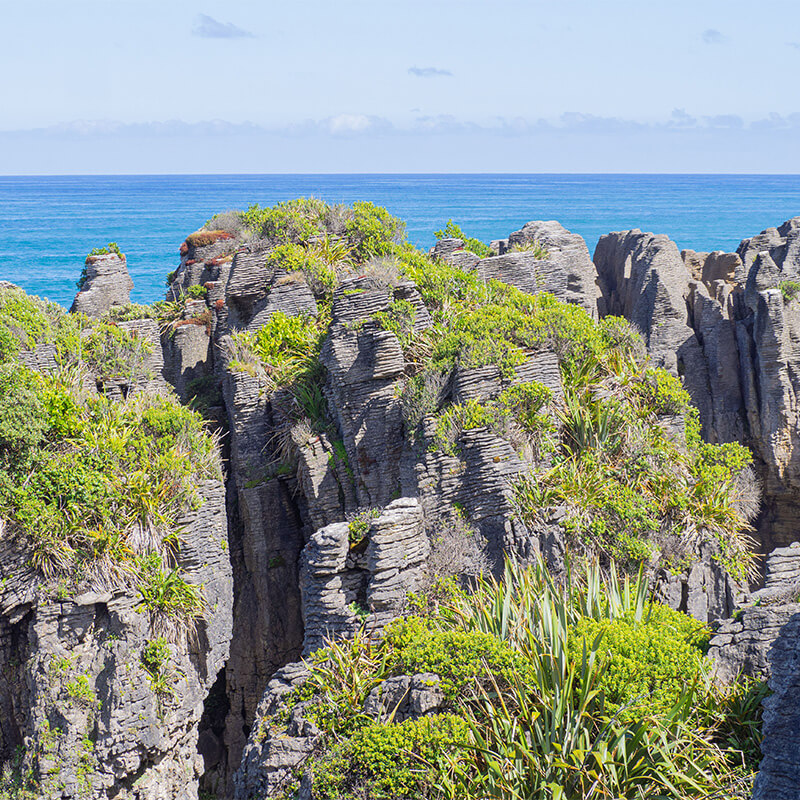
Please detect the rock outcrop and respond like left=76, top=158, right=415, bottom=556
left=708, top=544, right=800, bottom=799
left=71, top=253, right=133, bottom=318
left=0, top=481, right=233, bottom=800
left=593, top=218, right=800, bottom=557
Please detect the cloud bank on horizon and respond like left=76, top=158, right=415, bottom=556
left=2, top=0, right=800, bottom=172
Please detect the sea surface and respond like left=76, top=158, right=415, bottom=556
left=1, top=174, right=799, bottom=308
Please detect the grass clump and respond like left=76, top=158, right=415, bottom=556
left=434, top=219, right=493, bottom=259
left=780, top=279, right=800, bottom=302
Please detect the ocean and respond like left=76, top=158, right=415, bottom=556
left=1, top=173, right=799, bottom=308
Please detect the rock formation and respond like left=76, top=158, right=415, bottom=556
left=11, top=204, right=800, bottom=799
left=71, top=252, right=133, bottom=318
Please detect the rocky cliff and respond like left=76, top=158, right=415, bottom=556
left=4, top=202, right=800, bottom=798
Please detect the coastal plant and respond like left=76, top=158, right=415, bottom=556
left=434, top=219, right=493, bottom=258
left=288, top=557, right=762, bottom=799
left=345, top=201, right=406, bottom=261
left=509, top=238, right=550, bottom=258
left=780, top=279, right=800, bottom=302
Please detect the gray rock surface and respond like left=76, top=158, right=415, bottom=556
left=71, top=253, right=134, bottom=318
left=0, top=481, right=233, bottom=800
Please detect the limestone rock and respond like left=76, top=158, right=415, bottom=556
left=504, top=220, right=599, bottom=314
left=0, top=481, right=232, bottom=800
left=71, top=253, right=133, bottom=318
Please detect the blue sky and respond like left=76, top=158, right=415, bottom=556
left=3, top=0, right=800, bottom=173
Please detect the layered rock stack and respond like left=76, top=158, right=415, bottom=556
left=71, top=252, right=133, bottom=317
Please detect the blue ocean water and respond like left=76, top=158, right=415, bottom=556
left=1, top=174, right=799, bottom=308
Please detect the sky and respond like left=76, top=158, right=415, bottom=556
left=2, top=0, right=800, bottom=173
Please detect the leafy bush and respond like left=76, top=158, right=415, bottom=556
left=312, top=714, right=469, bottom=799
left=87, top=242, right=122, bottom=259
left=434, top=219, right=493, bottom=258
left=289, top=558, right=762, bottom=800
left=385, top=616, right=523, bottom=700
left=780, top=279, right=800, bottom=301
left=431, top=399, right=504, bottom=455
left=141, top=637, right=175, bottom=697
left=82, top=321, right=153, bottom=383
left=569, top=604, right=709, bottom=721
left=186, top=284, right=207, bottom=299
left=0, top=378, right=218, bottom=586
left=0, top=364, right=47, bottom=466
left=239, top=312, right=323, bottom=389
left=345, top=201, right=405, bottom=261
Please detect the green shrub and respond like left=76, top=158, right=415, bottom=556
left=78, top=243, right=122, bottom=289
left=186, top=284, right=207, bottom=299
left=373, top=299, right=417, bottom=349
left=268, top=242, right=338, bottom=299
left=82, top=321, right=153, bottom=383
left=385, top=616, right=524, bottom=700
left=431, top=399, right=504, bottom=456
left=141, top=637, right=175, bottom=697
left=498, top=381, right=553, bottom=434
left=240, top=311, right=323, bottom=389
left=242, top=198, right=328, bottom=244
left=345, top=202, right=405, bottom=261
left=348, top=508, right=380, bottom=546
left=780, top=280, right=800, bottom=302
left=65, top=674, right=97, bottom=706
left=312, top=714, right=469, bottom=800
left=0, top=365, right=47, bottom=466
left=0, top=287, right=58, bottom=361
left=434, top=220, right=493, bottom=258
left=569, top=604, right=709, bottom=722
left=135, top=552, right=205, bottom=630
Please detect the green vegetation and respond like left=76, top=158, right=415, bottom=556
left=509, top=238, right=550, bottom=258
left=347, top=508, right=380, bottom=546
left=64, top=675, right=97, bottom=707
left=780, top=279, right=800, bottom=302
left=0, top=294, right=219, bottom=632
left=434, top=219, right=493, bottom=258
left=223, top=198, right=754, bottom=579
left=77, top=243, right=123, bottom=289
left=285, top=559, right=763, bottom=800
left=82, top=320, right=154, bottom=384
left=141, top=637, right=175, bottom=698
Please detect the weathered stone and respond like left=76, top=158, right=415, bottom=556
left=71, top=253, right=133, bottom=318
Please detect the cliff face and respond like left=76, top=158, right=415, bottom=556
left=595, top=218, right=800, bottom=557
left=6, top=204, right=800, bottom=798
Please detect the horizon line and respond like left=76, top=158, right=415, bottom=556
left=3, top=171, right=800, bottom=178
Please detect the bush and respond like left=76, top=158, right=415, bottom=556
left=312, top=714, right=469, bottom=799
left=345, top=201, right=405, bottom=262
left=569, top=604, right=709, bottom=722
left=434, top=220, right=492, bottom=258
left=82, top=321, right=153, bottom=384
left=0, top=365, right=47, bottom=466
left=385, top=616, right=524, bottom=700
left=780, top=279, right=800, bottom=302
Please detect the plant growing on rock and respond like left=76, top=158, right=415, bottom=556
left=434, top=220, right=493, bottom=258
left=276, top=557, right=763, bottom=799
